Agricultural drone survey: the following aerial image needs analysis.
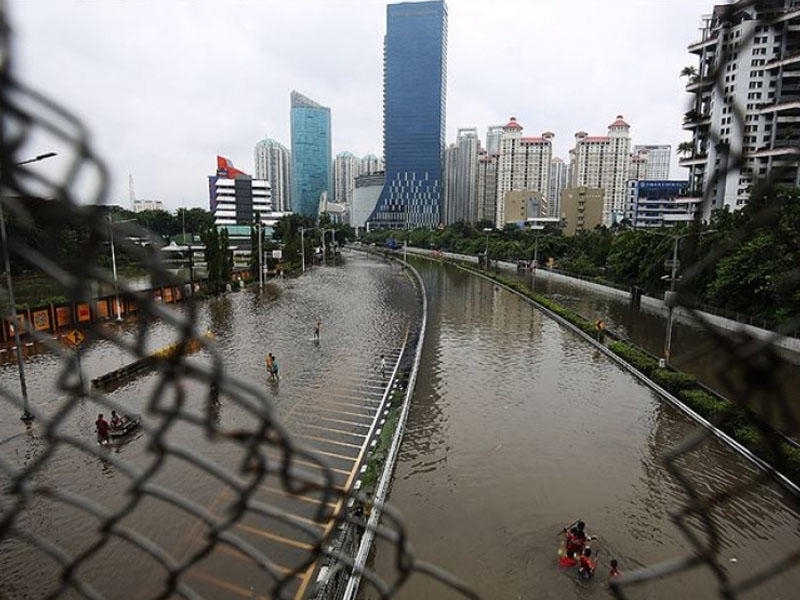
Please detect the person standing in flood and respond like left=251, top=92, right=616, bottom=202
left=96, top=413, right=109, bottom=445
left=314, top=320, right=321, bottom=343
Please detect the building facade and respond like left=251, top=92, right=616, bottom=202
left=485, top=125, right=504, bottom=155
left=626, top=180, right=698, bottom=228
left=560, top=187, right=604, bottom=236
left=359, top=154, right=384, bottom=176
left=133, top=199, right=164, bottom=212
left=633, top=144, right=671, bottom=180
left=333, top=151, right=359, bottom=206
left=683, top=1, right=800, bottom=218
left=367, top=0, right=448, bottom=229
left=211, top=178, right=272, bottom=227
left=290, top=90, right=332, bottom=217
left=476, top=150, right=499, bottom=224
left=502, top=190, right=545, bottom=226
left=548, top=157, right=567, bottom=219
left=352, top=172, right=385, bottom=230
left=254, top=137, right=291, bottom=212
left=495, top=117, right=553, bottom=227
left=568, top=115, right=632, bottom=225
left=443, top=127, right=479, bottom=224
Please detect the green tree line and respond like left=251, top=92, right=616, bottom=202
left=362, top=186, right=800, bottom=326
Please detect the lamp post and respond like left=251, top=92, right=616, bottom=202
left=257, top=220, right=263, bottom=291
left=300, top=227, right=306, bottom=273
left=5, top=152, right=58, bottom=422
left=482, top=227, right=492, bottom=270
left=108, top=216, right=135, bottom=322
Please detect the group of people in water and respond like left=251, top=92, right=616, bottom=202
left=558, top=520, right=621, bottom=580
left=95, top=410, right=130, bottom=444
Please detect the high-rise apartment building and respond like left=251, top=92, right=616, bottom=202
left=683, top=1, right=800, bottom=218
left=633, top=144, right=671, bottom=180
left=367, top=0, right=448, bottom=229
left=476, top=150, right=499, bottom=224
left=290, top=91, right=332, bottom=217
left=254, top=137, right=291, bottom=212
left=359, top=154, right=384, bottom=176
left=630, top=148, right=649, bottom=181
left=495, top=117, right=553, bottom=226
left=333, top=151, right=359, bottom=205
left=443, top=127, right=479, bottom=224
left=568, top=115, right=632, bottom=225
left=485, top=125, right=504, bottom=155
left=548, top=157, right=567, bottom=219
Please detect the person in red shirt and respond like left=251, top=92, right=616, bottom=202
left=565, top=521, right=588, bottom=554
left=579, top=547, right=597, bottom=580
left=95, top=413, right=109, bottom=445
left=558, top=549, right=578, bottom=570
left=609, top=559, right=621, bottom=578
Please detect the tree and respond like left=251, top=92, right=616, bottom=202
left=677, top=141, right=695, bottom=156
left=177, top=207, right=214, bottom=236
left=680, top=65, right=698, bottom=78
left=135, top=209, right=177, bottom=239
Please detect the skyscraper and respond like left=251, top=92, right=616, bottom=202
left=633, top=144, right=671, bottom=180
left=443, top=127, right=479, bottom=224
left=485, top=125, right=504, bottom=155
left=367, top=0, right=448, bottom=229
left=548, top=157, right=567, bottom=219
left=290, top=91, right=332, bottom=217
left=254, top=137, right=291, bottom=212
left=333, top=151, right=359, bottom=205
left=359, top=154, right=385, bottom=176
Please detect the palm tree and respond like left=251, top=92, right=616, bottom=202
left=677, top=141, right=695, bottom=156
left=680, top=66, right=698, bottom=78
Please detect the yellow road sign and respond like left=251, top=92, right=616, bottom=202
left=65, top=329, right=86, bottom=347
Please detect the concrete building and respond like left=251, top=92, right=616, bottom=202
left=476, top=150, right=499, bottom=224
left=254, top=137, right=291, bottom=212
left=133, top=199, right=164, bottom=212
left=291, top=90, right=332, bottom=217
left=560, top=187, right=604, bottom=236
left=629, top=148, right=649, bottom=181
left=495, top=117, right=553, bottom=227
left=352, top=172, right=385, bottom=231
left=568, top=115, right=632, bottom=225
left=333, top=151, right=359, bottom=205
left=503, top=190, right=545, bottom=226
left=633, top=144, right=671, bottom=180
left=368, top=0, right=447, bottom=229
left=485, top=125, right=504, bottom=155
left=443, top=127, right=480, bottom=224
left=211, top=178, right=272, bottom=227
left=548, top=157, right=567, bottom=219
left=626, top=180, right=699, bottom=228
left=359, top=154, right=384, bottom=176
left=683, top=1, right=800, bottom=218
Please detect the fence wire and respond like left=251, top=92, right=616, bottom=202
left=0, top=6, right=477, bottom=600
left=2, top=1, right=800, bottom=600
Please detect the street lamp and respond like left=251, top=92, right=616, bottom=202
left=299, top=227, right=306, bottom=273
left=482, top=227, right=492, bottom=270
left=108, top=216, right=135, bottom=322
left=257, top=220, right=263, bottom=291
left=5, top=152, right=58, bottom=421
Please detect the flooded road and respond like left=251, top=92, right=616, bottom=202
left=0, top=252, right=419, bottom=600
left=373, top=260, right=800, bottom=599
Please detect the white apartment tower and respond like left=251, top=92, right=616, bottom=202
left=485, top=125, right=504, bottom=155
left=683, top=1, right=800, bottom=218
left=444, top=128, right=480, bottom=224
left=569, top=115, right=632, bottom=224
left=254, top=137, right=291, bottom=212
left=548, top=157, right=567, bottom=219
left=333, top=151, right=359, bottom=205
left=630, top=148, right=650, bottom=181
left=495, top=117, right=553, bottom=226
left=633, top=144, right=671, bottom=180
left=359, top=154, right=384, bottom=176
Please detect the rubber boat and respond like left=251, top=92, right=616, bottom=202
left=108, top=414, right=141, bottom=438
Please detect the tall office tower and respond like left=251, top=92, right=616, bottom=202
left=633, top=144, right=671, bottom=180
left=629, top=148, right=649, bottom=181
left=548, top=157, right=567, bottom=219
left=683, top=1, right=800, bottom=218
left=367, top=0, right=448, bottom=229
left=443, top=127, right=480, bottom=224
left=495, top=117, right=553, bottom=226
left=485, top=125, right=504, bottom=155
left=476, top=150, right=499, bottom=224
left=254, top=137, right=291, bottom=212
left=359, top=154, right=384, bottom=175
left=333, top=151, right=359, bottom=205
left=568, top=115, right=632, bottom=225
left=290, top=90, right=332, bottom=217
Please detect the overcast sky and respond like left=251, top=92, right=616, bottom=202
left=9, top=0, right=714, bottom=210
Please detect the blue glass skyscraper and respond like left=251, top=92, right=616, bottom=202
left=368, top=1, right=447, bottom=229
left=290, top=91, right=332, bottom=217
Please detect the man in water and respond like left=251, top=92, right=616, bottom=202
left=579, top=547, right=597, bottom=580
left=314, top=321, right=321, bottom=343
left=558, top=549, right=578, bottom=570
left=96, top=413, right=109, bottom=444
left=609, top=559, right=621, bottom=578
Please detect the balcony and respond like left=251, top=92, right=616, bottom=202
left=687, top=36, right=717, bottom=54
left=757, top=100, right=800, bottom=114
left=682, top=113, right=712, bottom=130
left=686, top=77, right=715, bottom=93
left=766, top=53, right=800, bottom=70
left=679, top=153, right=709, bottom=166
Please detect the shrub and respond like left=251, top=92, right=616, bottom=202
left=609, top=342, right=659, bottom=375
left=651, top=369, right=697, bottom=395
left=679, top=389, right=728, bottom=422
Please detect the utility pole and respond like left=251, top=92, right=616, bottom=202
left=257, top=220, right=263, bottom=291
left=300, top=227, right=306, bottom=273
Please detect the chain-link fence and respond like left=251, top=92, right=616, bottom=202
left=3, top=1, right=800, bottom=599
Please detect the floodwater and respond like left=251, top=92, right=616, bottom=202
left=372, top=260, right=800, bottom=600
left=0, top=252, right=418, bottom=600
